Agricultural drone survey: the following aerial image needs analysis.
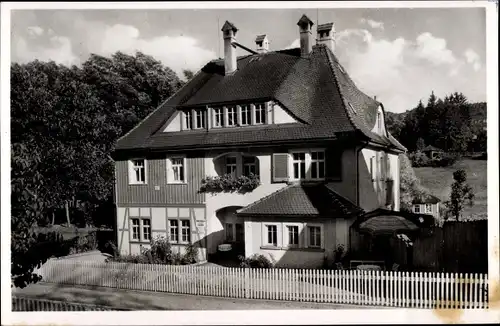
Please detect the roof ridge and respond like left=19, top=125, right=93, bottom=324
left=236, top=184, right=295, bottom=214
left=323, top=46, right=361, bottom=133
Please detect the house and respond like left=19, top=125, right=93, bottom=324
left=411, top=193, right=441, bottom=219
left=111, top=14, right=408, bottom=268
left=421, top=145, right=443, bottom=160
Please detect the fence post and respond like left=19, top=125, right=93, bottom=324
left=244, top=268, right=250, bottom=299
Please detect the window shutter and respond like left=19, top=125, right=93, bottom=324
left=326, top=148, right=342, bottom=180
left=272, top=153, right=289, bottom=182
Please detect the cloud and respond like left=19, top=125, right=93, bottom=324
left=27, top=26, right=44, bottom=37
left=335, top=28, right=485, bottom=113
left=360, top=18, right=384, bottom=30
left=286, top=38, right=300, bottom=49
left=14, top=35, right=80, bottom=66
left=464, top=49, right=482, bottom=71
left=93, top=24, right=217, bottom=76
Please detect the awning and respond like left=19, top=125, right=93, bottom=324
left=358, top=215, right=419, bottom=235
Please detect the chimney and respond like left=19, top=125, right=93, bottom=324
left=297, top=14, right=314, bottom=57
left=255, top=35, right=269, bottom=54
left=221, top=21, right=238, bottom=75
left=316, top=22, right=336, bottom=53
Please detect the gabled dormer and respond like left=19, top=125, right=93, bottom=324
left=162, top=100, right=299, bottom=132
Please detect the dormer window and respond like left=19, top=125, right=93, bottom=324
left=227, top=106, right=237, bottom=126
left=213, top=107, right=224, bottom=128
left=184, top=111, right=193, bottom=130
left=240, top=105, right=251, bottom=126
left=377, top=111, right=382, bottom=132
left=194, top=109, right=206, bottom=129
left=255, top=103, right=266, bottom=124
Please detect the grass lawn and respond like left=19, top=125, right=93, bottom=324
left=414, top=159, right=487, bottom=219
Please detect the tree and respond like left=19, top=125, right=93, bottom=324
left=416, top=138, right=426, bottom=151
left=183, top=69, right=195, bottom=81
left=399, top=154, right=431, bottom=211
left=444, top=169, right=475, bottom=221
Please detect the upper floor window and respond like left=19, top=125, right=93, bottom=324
left=292, top=152, right=306, bottom=179
left=243, top=156, right=257, bottom=176
left=255, top=103, right=266, bottom=124
left=225, top=156, right=237, bottom=177
left=184, top=111, right=192, bottom=130
left=194, top=109, right=206, bottom=129
left=240, top=105, right=251, bottom=126
left=129, top=159, right=146, bottom=184
left=167, top=157, right=186, bottom=183
left=227, top=106, right=237, bottom=127
left=310, top=151, right=325, bottom=179
left=213, top=107, right=224, bottom=128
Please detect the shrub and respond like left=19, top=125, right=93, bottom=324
left=144, top=236, right=173, bottom=264
left=182, top=243, right=199, bottom=264
left=239, top=254, right=274, bottom=268
left=200, top=174, right=260, bottom=193
left=409, top=151, right=430, bottom=167
left=102, top=240, right=119, bottom=257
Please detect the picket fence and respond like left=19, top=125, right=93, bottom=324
left=36, top=260, right=489, bottom=309
left=12, top=296, right=122, bottom=311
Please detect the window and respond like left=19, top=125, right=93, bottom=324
left=377, top=112, right=382, bottom=131
left=287, top=225, right=299, bottom=247
left=308, top=226, right=321, bottom=248
left=194, top=109, right=205, bottom=129
left=310, top=151, right=325, bottom=179
left=255, top=103, right=266, bottom=124
left=213, top=107, right=224, bottom=128
left=130, top=159, right=146, bottom=184
left=235, top=223, right=244, bottom=242
left=292, top=152, right=306, bottom=180
left=227, top=106, right=237, bottom=126
left=225, top=223, right=234, bottom=241
left=142, top=219, right=151, bottom=241
left=131, top=218, right=150, bottom=242
left=181, top=220, right=191, bottom=243
left=184, top=110, right=192, bottom=130
left=425, top=204, right=432, bottom=213
left=169, top=157, right=185, bottom=183
left=266, top=225, right=278, bottom=246
left=131, top=218, right=140, bottom=240
left=225, top=156, right=237, bottom=177
left=369, top=157, right=375, bottom=181
left=169, top=220, right=179, bottom=242
left=243, top=156, right=257, bottom=176
left=240, top=105, right=251, bottom=125
left=414, top=205, right=421, bottom=213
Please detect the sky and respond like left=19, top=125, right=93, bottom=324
left=10, top=7, right=487, bottom=113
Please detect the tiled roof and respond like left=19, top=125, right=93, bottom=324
left=115, top=44, right=406, bottom=153
left=236, top=182, right=364, bottom=217
left=412, top=193, right=441, bottom=204
left=352, top=208, right=436, bottom=229
left=422, top=145, right=443, bottom=152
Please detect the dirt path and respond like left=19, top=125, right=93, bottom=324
left=12, top=282, right=381, bottom=310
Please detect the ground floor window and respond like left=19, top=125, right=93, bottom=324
left=169, top=219, right=191, bottom=244
left=266, top=224, right=278, bottom=246
left=130, top=217, right=151, bottom=242
left=261, top=222, right=323, bottom=249
left=307, top=226, right=321, bottom=248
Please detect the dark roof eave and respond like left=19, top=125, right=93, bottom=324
left=236, top=212, right=360, bottom=218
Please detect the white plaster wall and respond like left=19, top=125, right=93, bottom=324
left=163, top=112, right=182, bottom=132
left=359, top=148, right=379, bottom=212
left=272, top=102, right=298, bottom=124
left=204, top=153, right=286, bottom=254
left=388, top=153, right=400, bottom=211
left=326, top=147, right=357, bottom=204
left=116, top=207, right=130, bottom=255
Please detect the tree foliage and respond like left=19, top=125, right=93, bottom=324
left=386, top=92, right=486, bottom=154
left=399, top=154, right=432, bottom=212
left=444, top=170, right=475, bottom=221
left=11, top=51, right=183, bottom=287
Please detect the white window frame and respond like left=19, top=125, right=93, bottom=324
left=291, top=152, right=307, bottom=180
left=130, top=217, right=151, bottom=242
left=262, top=223, right=280, bottom=247
left=305, top=223, right=324, bottom=249
left=129, top=159, right=147, bottom=185
left=289, top=149, right=326, bottom=181
left=243, top=156, right=257, bottom=176
left=255, top=103, right=266, bottom=124
left=413, top=204, right=421, bottom=213
left=184, top=110, right=193, bottom=130
left=283, top=223, right=302, bottom=249
left=425, top=203, right=432, bottom=213
left=226, top=106, right=237, bottom=127
left=240, top=105, right=251, bottom=126
left=168, top=218, right=191, bottom=244
left=213, top=107, right=224, bottom=128
left=225, top=156, right=237, bottom=177
left=310, top=151, right=326, bottom=179
left=193, top=109, right=206, bottom=129
left=166, top=156, right=187, bottom=184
